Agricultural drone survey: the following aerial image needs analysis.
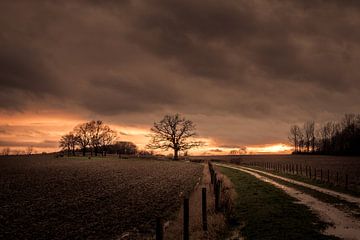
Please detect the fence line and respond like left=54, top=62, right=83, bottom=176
left=156, top=161, right=229, bottom=240
left=243, top=161, right=357, bottom=192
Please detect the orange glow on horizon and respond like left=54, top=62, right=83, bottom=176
left=245, top=143, right=293, bottom=154
left=0, top=113, right=292, bottom=155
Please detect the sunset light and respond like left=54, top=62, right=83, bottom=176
left=246, top=144, right=293, bottom=154
left=0, top=114, right=293, bottom=155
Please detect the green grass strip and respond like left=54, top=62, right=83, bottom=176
left=219, top=167, right=339, bottom=240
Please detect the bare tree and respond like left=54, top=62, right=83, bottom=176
left=1, top=147, right=11, bottom=156
left=59, top=133, right=78, bottom=156
left=147, top=114, right=203, bottom=160
left=59, top=134, right=71, bottom=156
left=288, top=125, right=302, bottom=153
left=290, top=113, right=360, bottom=155
left=88, top=120, right=104, bottom=156
left=100, top=126, right=117, bottom=156
left=230, top=150, right=238, bottom=155
left=303, top=121, right=315, bottom=153
left=318, top=122, right=332, bottom=153
left=115, top=141, right=137, bottom=156
left=26, top=146, right=33, bottom=155
left=230, top=147, right=247, bottom=155
left=62, top=120, right=117, bottom=157
left=74, top=122, right=92, bottom=156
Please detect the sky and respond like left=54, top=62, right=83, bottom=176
left=1, top=0, right=360, bottom=155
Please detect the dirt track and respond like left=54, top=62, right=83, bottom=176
left=240, top=165, right=360, bottom=206
left=216, top=163, right=360, bottom=240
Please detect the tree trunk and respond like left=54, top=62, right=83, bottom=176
left=82, top=148, right=86, bottom=156
left=312, top=137, right=315, bottom=153
left=174, top=149, right=179, bottom=160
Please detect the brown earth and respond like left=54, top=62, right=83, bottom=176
left=0, top=155, right=202, bottom=239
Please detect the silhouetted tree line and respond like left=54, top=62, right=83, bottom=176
left=106, top=141, right=138, bottom=155
left=59, top=120, right=137, bottom=157
left=289, top=114, right=360, bottom=155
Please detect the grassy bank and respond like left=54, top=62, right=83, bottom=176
left=218, top=167, right=339, bottom=240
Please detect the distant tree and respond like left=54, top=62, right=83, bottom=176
left=74, top=122, right=92, bottom=156
left=113, top=141, right=137, bottom=155
left=230, top=150, right=238, bottom=155
left=26, top=146, right=33, bottom=155
left=288, top=125, right=302, bottom=153
left=318, top=122, right=333, bottom=153
left=303, top=121, right=315, bottom=153
left=290, top=113, right=360, bottom=155
left=88, top=120, right=104, bottom=156
left=62, top=120, right=118, bottom=157
left=230, top=147, right=247, bottom=155
left=59, top=133, right=78, bottom=156
left=138, top=149, right=154, bottom=156
left=147, top=114, right=203, bottom=160
left=69, top=133, right=78, bottom=156
left=59, top=134, right=71, bottom=156
left=100, top=126, right=117, bottom=156
left=13, top=149, right=21, bottom=155
left=1, top=147, right=11, bottom=156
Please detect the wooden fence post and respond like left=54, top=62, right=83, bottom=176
left=183, top=197, right=189, bottom=240
left=345, top=174, right=348, bottom=190
left=210, top=169, right=214, bottom=184
left=309, top=167, right=312, bottom=179
left=336, top=172, right=339, bottom=185
left=213, top=173, right=217, bottom=192
left=327, top=170, right=330, bottom=183
left=320, top=169, right=323, bottom=182
left=215, top=180, right=221, bottom=212
left=314, top=168, right=317, bottom=180
left=202, top=188, right=207, bottom=231
left=156, top=217, right=163, bottom=240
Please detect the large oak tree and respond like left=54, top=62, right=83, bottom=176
left=147, top=114, right=202, bottom=160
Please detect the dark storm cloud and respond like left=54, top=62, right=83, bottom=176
left=1, top=0, right=360, bottom=146
left=0, top=45, right=61, bottom=94
left=84, top=75, right=183, bottom=114
left=131, top=0, right=360, bottom=90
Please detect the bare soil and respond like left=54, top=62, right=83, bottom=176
left=0, top=155, right=202, bottom=239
